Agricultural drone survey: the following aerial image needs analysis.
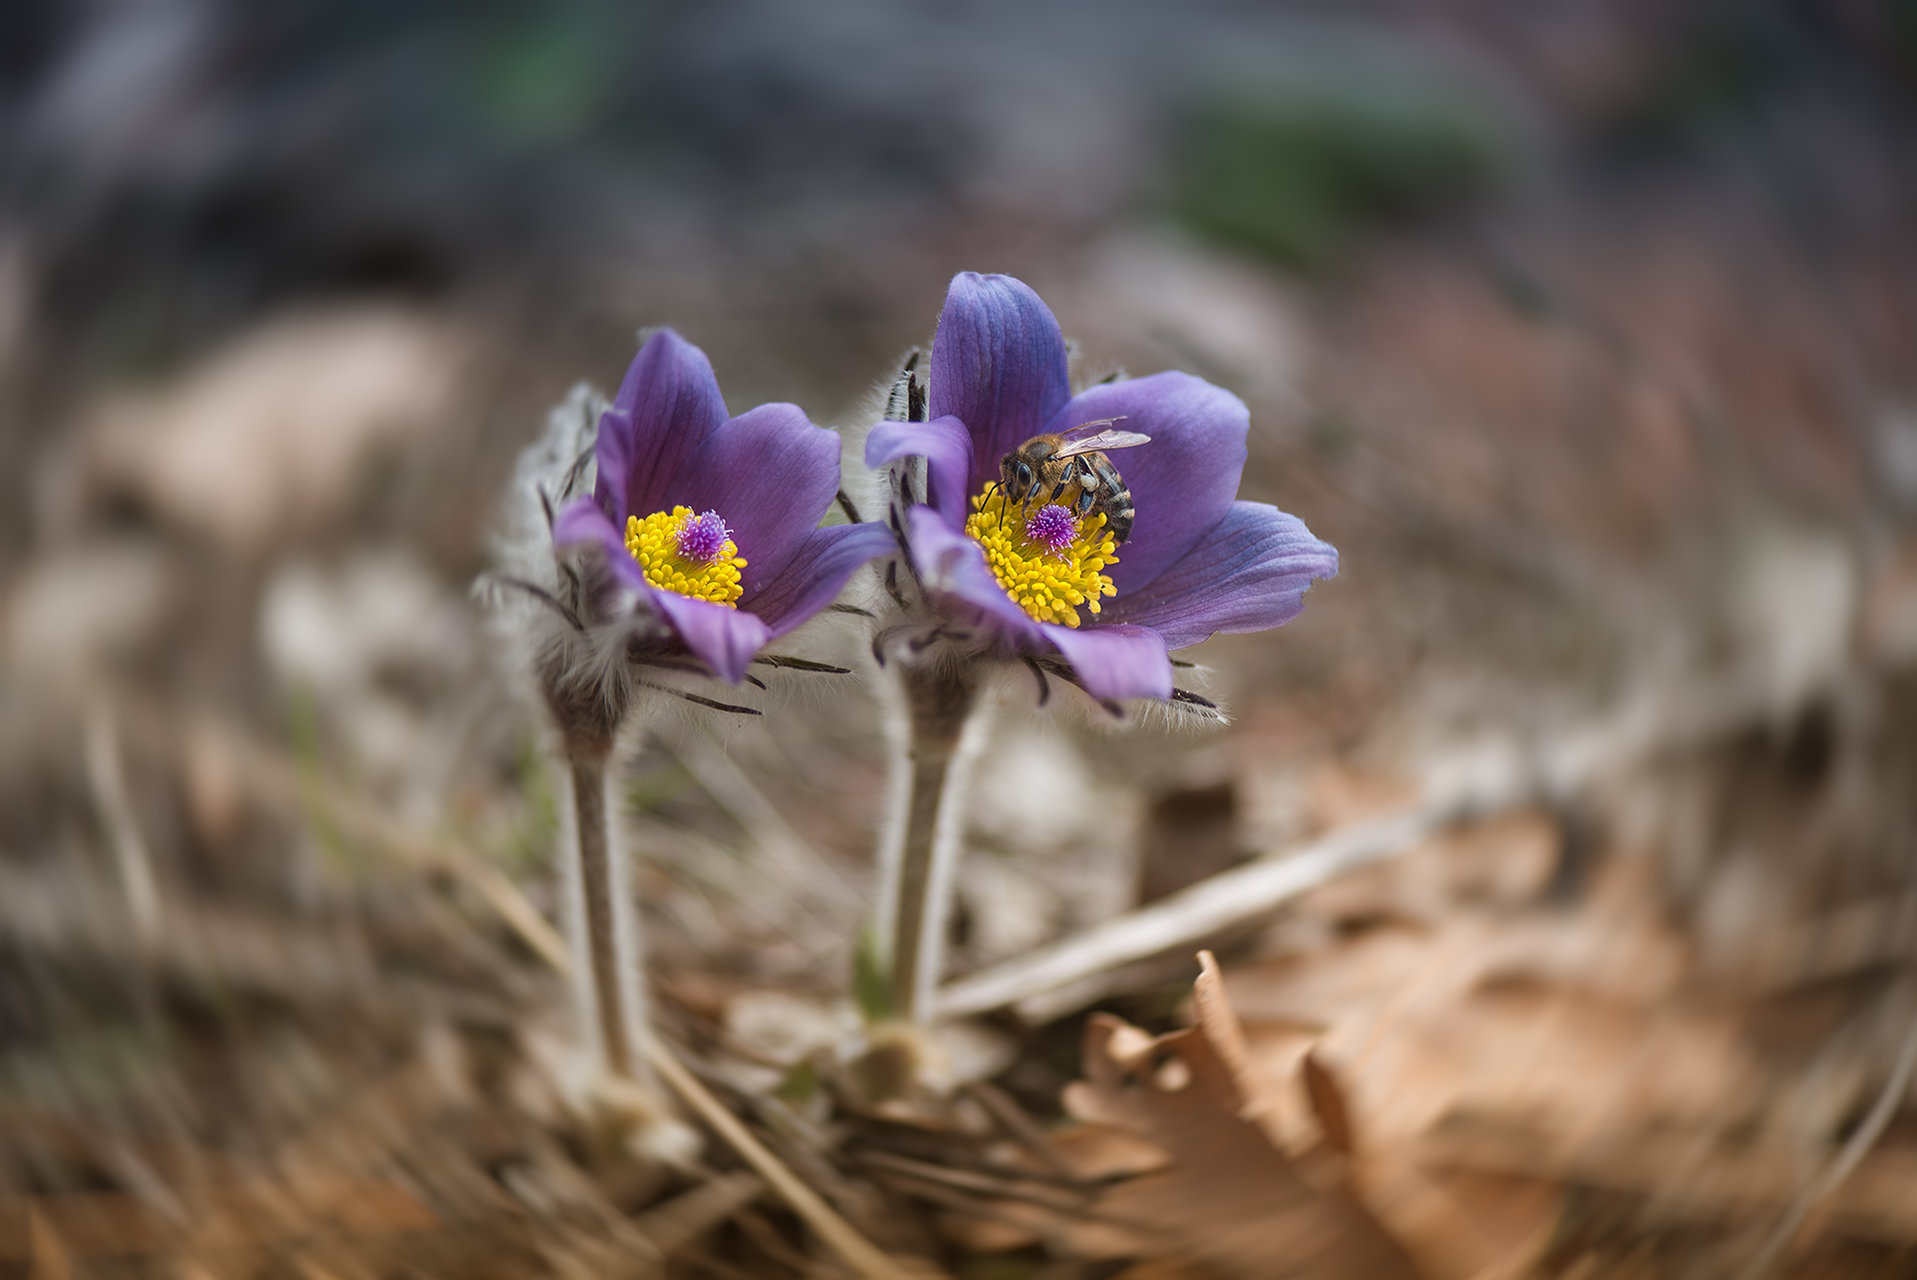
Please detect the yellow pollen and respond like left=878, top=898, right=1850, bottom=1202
left=624, top=506, right=747, bottom=607
left=963, top=485, right=1119, bottom=629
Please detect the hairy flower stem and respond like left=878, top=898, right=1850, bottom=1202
left=879, top=663, right=981, bottom=1023
left=560, top=744, right=647, bottom=1079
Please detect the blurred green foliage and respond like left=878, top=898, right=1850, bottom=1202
left=1172, top=84, right=1497, bottom=269
left=851, top=928, right=889, bottom=1023
left=497, top=735, right=561, bottom=874
left=285, top=682, right=357, bottom=875
left=624, top=758, right=694, bottom=816
left=460, top=3, right=630, bottom=147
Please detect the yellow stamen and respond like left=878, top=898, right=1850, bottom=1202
left=625, top=506, right=747, bottom=607
left=963, top=486, right=1119, bottom=629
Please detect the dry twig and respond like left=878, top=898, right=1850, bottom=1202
left=1740, top=1002, right=1917, bottom=1276
left=937, top=671, right=1780, bottom=1021
left=642, top=1040, right=944, bottom=1280
left=83, top=698, right=161, bottom=939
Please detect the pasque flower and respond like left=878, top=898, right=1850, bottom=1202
left=489, top=331, right=888, bottom=1098
left=553, top=328, right=894, bottom=685
left=867, top=271, right=1337, bottom=703
left=859, top=272, right=1337, bottom=1031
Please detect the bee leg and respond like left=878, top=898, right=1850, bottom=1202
left=1050, top=461, right=1085, bottom=504
left=1067, top=460, right=1094, bottom=516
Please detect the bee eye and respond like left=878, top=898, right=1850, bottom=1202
left=1017, top=463, right=1033, bottom=488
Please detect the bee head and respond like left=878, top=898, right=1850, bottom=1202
left=1002, top=452, right=1034, bottom=494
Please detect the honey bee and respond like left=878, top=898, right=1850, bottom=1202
left=993, top=417, right=1151, bottom=544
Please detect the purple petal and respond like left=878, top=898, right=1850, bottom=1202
left=595, top=329, right=730, bottom=522
left=865, top=415, right=975, bottom=522
left=671, top=402, right=840, bottom=585
left=929, top=273, right=1072, bottom=496
left=649, top=590, right=772, bottom=683
left=592, top=409, right=636, bottom=523
left=1043, top=372, right=1249, bottom=596
left=552, top=496, right=650, bottom=594
left=749, top=521, right=897, bottom=634
left=552, top=495, right=621, bottom=549
left=1041, top=622, right=1173, bottom=702
left=904, top=505, right=1047, bottom=636
left=1104, top=502, right=1338, bottom=651
left=904, top=504, right=1175, bottom=701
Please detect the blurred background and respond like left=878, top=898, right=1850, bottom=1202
left=4, top=1, right=1916, bottom=1276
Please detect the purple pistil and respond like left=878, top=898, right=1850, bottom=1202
left=1025, top=504, right=1079, bottom=555
left=677, top=509, right=732, bottom=563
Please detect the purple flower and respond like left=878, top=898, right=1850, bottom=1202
left=866, top=272, right=1337, bottom=703
left=553, top=329, right=893, bottom=683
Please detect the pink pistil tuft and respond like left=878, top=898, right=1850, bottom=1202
left=1025, top=503, right=1079, bottom=555
left=676, top=509, right=732, bottom=564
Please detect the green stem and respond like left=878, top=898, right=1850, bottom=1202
left=880, top=663, right=979, bottom=1023
left=564, top=747, right=645, bottom=1077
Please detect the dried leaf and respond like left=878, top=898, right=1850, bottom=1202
left=1301, top=1050, right=1355, bottom=1156
left=1047, top=1124, right=1170, bottom=1181
left=28, top=1208, right=71, bottom=1280
left=81, top=306, right=469, bottom=550
left=1059, top=955, right=1423, bottom=1280
left=1360, top=1165, right=1560, bottom=1280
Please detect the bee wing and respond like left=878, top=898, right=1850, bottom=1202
left=1060, top=415, right=1129, bottom=439
left=1053, top=429, right=1152, bottom=458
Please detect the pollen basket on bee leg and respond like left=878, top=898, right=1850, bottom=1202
left=963, top=484, right=1119, bottom=629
